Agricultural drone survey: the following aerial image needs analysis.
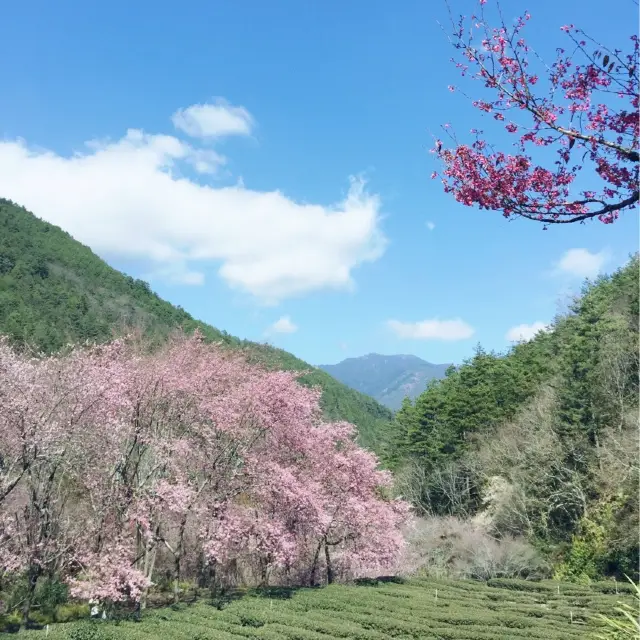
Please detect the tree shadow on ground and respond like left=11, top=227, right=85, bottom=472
left=207, top=584, right=321, bottom=610
left=156, top=574, right=404, bottom=615
left=353, top=576, right=407, bottom=587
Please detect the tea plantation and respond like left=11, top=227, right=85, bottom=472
left=20, top=577, right=637, bottom=640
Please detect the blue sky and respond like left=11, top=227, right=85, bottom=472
left=0, top=0, right=637, bottom=366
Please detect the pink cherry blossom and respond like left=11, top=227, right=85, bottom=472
left=0, top=332, right=410, bottom=617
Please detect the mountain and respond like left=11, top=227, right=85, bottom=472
left=318, top=353, right=451, bottom=410
left=388, top=256, right=639, bottom=580
left=0, top=198, right=393, bottom=450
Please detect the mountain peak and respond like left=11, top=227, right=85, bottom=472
left=319, top=353, right=451, bottom=410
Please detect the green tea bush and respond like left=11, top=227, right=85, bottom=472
left=65, top=621, right=112, bottom=640
left=15, top=577, right=635, bottom=640
left=592, top=579, right=640, bottom=640
left=590, top=581, right=637, bottom=596
left=486, top=578, right=557, bottom=592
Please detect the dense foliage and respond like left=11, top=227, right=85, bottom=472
left=15, top=578, right=637, bottom=639
left=387, top=256, right=639, bottom=581
left=0, top=332, right=408, bottom=626
left=434, top=2, right=639, bottom=224
left=0, top=198, right=393, bottom=450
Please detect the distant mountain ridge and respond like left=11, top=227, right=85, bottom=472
left=319, top=353, right=451, bottom=410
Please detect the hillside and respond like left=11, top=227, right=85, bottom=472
left=387, top=255, right=639, bottom=581
left=319, top=353, right=450, bottom=410
left=0, top=198, right=393, bottom=450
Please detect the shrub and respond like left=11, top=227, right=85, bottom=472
left=55, top=603, right=91, bottom=623
left=486, top=578, right=555, bottom=592
left=28, top=609, right=53, bottom=626
left=238, top=613, right=265, bottom=627
left=65, top=621, right=112, bottom=640
left=36, top=577, right=69, bottom=616
left=399, top=516, right=549, bottom=580
left=590, top=581, right=637, bottom=596
left=0, top=610, right=22, bottom=633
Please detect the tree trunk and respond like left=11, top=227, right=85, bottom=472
left=135, top=525, right=143, bottom=571
left=594, top=431, right=603, bottom=472
left=309, top=540, right=323, bottom=586
left=173, top=553, right=181, bottom=603
left=141, top=543, right=158, bottom=610
left=21, top=563, right=41, bottom=628
left=196, top=552, right=208, bottom=588
left=173, top=514, right=188, bottom=603
left=209, top=562, right=217, bottom=597
left=260, top=559, right=270, bottom=588
left=324, top=543, right=334, bottom=585
left=140, top=525, right=160, bottom=610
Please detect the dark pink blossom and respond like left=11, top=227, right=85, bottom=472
left=435, top=2, right=638, bottom=224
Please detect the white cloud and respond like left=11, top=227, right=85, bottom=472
left=387, top=318, right=475, bottom=341
left=556, top=248, right=608, bottom=279
left=0, top=114, right=386, bottom=303
left=505, top=321, right=550, bottom=343
left=186, top=148, right=228, bottom=175
left=144, top=263, right=205, bottom=286
left=268, top=316, right=298, bottom=334
left=426, top=221, right=435, bottom=231
left=172, top=99, right=254, bottom=139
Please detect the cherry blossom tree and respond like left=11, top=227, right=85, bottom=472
left=69, top=333, right=272, bottom=608
left=0, top=338, right=131, bottom=625
left=433, top=1, right=638, bottom=225
left=0, top=331, right=410, bottom=622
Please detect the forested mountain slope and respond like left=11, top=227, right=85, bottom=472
left=0, top=198, right=393, bottom=449
left=387, top=256, right=639, bottom=581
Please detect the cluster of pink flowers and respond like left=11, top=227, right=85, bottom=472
left=69, top=543, right=152, bottom=603
left=433, top=2, right=638, bottom=224
left=0, top=332, right=410, bottom=606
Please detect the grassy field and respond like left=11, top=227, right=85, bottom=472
left=21, top=577, right=637, bottom=640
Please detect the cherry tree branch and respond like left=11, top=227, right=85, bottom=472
left=434, top=1, right=639, bottom=225
left=517, top=190, right=639, bottom=224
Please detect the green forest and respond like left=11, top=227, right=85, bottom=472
left=0, top=198, right=393, bottom=450
left=385, top=256, right=639, bottom=583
